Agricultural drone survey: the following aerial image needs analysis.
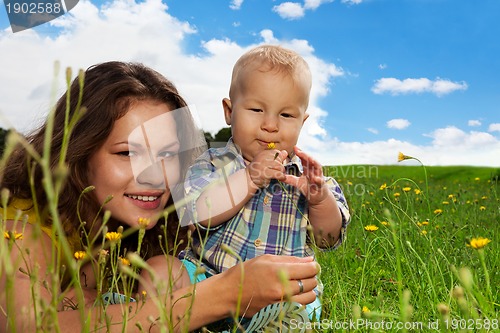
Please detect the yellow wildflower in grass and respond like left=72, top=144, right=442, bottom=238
left=362, top=306, right=370, bottom=313
left=347, top=181, right=353, bottom=186
left=364, top=225, right=379, bottom=232
left=138, top=217, right=151, bottom=228
left=267, top=142, right=276, bottom=150
left=394, top=192, right=401, bottom=197
left=481, top=196, right=488, bottom=200
left=421, top=221, right=429, bottom=226
left=414, top=189, right=422, bottom=195
left=448, top=194, right=454, bottom=199
left=467, top=237, right=491, bottom=250
left=466, top=200, right=471, bottom=204
left=434, top=209, right=443, bottom=215
left=381, top=221, right=389, bottom=226
left=74, top=251, right=87, bottom=260
left=105, top=231, right=122, bottom=242
left=474, top=177, right=480, bottom=181
left=421, top=230, right=428, bottom=236
left=402, top=187, right=411, bottom=192
left=3, top=231, right=23, bottom=240
left=479, top=206, right=486, bottom=211
left=398, top=152, right=413, bottom=162
left=119, top=257, right=131, bottom=266
left=417, top=222, right=422, bottom=227
left=379, top=183, right=388, bottom=190
left=442, top=201, right=449, bottom=205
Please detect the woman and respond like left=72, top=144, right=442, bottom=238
left=0, top=61, right=319, bottom=332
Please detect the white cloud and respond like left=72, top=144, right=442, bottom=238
left=341, top=0, right=363, bottom=4
left=387, top=118, right=411, bottom=130
left=367, top=128, right=378, bottom=134
left=303, top=0, right=333, bottom=10
left=272, top=2, right=305, bottom=20
left=229, top=0, right=244, bottom=10
left=378, top=63, right=387, bottom=70
left=372, top=77, right=468, bottom=96
left=468, top=120, right=481, bottom=127
left=489, top=123, right=500, bottom=132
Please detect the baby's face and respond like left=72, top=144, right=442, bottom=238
left=224, top=68, right=310, bottom=162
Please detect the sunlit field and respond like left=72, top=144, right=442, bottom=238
left=317, top=160, right=499, bottom=332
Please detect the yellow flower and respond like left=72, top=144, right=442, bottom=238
left=417, top=222, right=422, bottom=227
left=414, top=189, right=422, bottom=195
left=448, top=194, right=454, bottom=199
left=74, top=251, right=87, bottom=260
left=119, top=257, right=131, bottom=266
left=4, top=231, right=23, bottom=240
left=381, top=221, right=389, bottom=226
left=362, top=306, right=370, bottom=313
left=267, top=142, right=276, bottom=150
left=467, top=237, right=491, bottom=250
left=421, top=221, right=429, bottom=226
left=474, top=177, right=480, bottom=181
left=434, top=209, right=443, bottom=215
left=138, top=217, right=151, bottom=228
left=479, top=206, right=486, bottom=211
left=402, top=187, right=411, bottom=192
left=379, top=183, right=388, bottom=190
left=347, top=181, right=353, bottom=186
left=105, top=231, right=122, bottom=242
left=394, top=192, right=401, bottom=197
left=481, top=196, right=488, bottom=200
left=398, top=152, right=413, bottom=162
left=442, top=201, right=449, bottom=205
left=364, top=225, right=379, bottom=232
left=421, top=230, right=428, bottom=236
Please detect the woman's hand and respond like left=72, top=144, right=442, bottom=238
left=222, top=254, right=319, bottom=317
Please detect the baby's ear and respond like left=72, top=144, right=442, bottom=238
left=302, top=112, right=309, bottom=124
left=222, top=98, right=233, bottom=125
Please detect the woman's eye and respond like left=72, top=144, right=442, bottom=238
left=117, top=151, right=136, bottom=157
left=159, top=151, right=178, bottom=159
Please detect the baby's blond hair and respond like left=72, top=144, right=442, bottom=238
left=229, top=44, right=311, bottom=98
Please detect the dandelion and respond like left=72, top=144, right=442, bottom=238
left=381, top=221, right=389, bottom=226
left=474, top=177, right=480, bottom=181
left=138, top=217, right=151, bottom=228
left=3, top=231, right=23, bottom=240
left=421, top=230, right=428, bottom=236
left=267, top=142, right=276, bottom=150
left=379, top=183, right=387, bottom=190
left=74, top=251, right=87, bottom=260
left=398, top=152, right=414, bottom=162
left=448, top=194, right=454, bottom=199
left=414, top=189, right=422, bottom=195
left=434, top=209, right=443, bottom=215
left=480, top=206, right=486, bottom=211
left=421, top=221, right=429, bottom=226
left=417, top=222, right=422, bottom=227
left=481, top=196, right=488, bottom=200
left=362, top=306, right=370, bottom=313
left=105, top=231, right=122, bottom=242
left=402, top=187, right=411, bottom=192
left=364, top=225, right=379, bottom=232
left=442, top=201, right=449, bottom=205
left=394, top=192, right=401, bottom=197
left=467, top=237, right=491, bottom=250
left=347, top=181, right=353, bottom=186
left=119, top=257, right=131, bottom=266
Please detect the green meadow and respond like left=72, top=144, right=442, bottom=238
left=317, top=163, right=499, bottom=332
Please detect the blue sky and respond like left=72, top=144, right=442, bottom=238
left=1, top=0, right=499, bottom=166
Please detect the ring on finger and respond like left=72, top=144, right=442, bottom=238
left=297, top=279, right=304, bottom=294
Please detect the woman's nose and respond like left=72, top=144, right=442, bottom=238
left=136, top=160, right=167, bottom=188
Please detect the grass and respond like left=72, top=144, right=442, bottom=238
left=317, top=163, right=499, bottom=332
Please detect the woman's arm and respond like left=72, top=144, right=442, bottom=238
left=1, top=223, right=319, bottom=332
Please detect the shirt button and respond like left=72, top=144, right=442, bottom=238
left=263, top=196, right=270, bottom=205
left=254, top=238, right=262, bottom=247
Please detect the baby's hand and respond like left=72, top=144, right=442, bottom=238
left=247, top=149, right=288, bottom=188
left=282, top=146, right=329, bottom=206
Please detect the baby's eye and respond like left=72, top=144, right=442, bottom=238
left=281, top=113, right=293, bottom=118
left=249, top=108, right=263, bottom=112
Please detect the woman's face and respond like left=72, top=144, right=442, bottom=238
left=88, top=100, right=180, bottom=229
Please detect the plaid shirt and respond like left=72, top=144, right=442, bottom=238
left=183, top=139, right=350, bottom=273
